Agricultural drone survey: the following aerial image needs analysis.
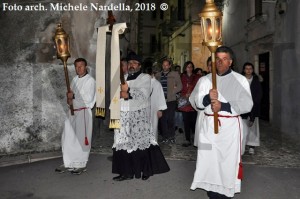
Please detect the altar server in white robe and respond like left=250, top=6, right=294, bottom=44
left=145, top=66, right=167, bottom=141
left=55, top=58, right=96, bottom=175
left=190, top=57, right=212, bottom=147
left=189, top=79, right=204, bottom=147
left=190, top=46, right=253, bottom=198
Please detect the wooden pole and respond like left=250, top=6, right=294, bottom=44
left=211, top=52, right=218, bottom=134
left=63, top=60, right=74, bottom=115
left=120, top=61, right=126, bottom=85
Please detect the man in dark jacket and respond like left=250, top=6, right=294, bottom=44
left=155, top=58, right=182, bottom=143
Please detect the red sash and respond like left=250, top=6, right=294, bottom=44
left=73, top=107, right=89, bottom=145
left=204, top=113, right=243, bottom=179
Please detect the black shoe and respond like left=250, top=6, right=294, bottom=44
left=113, top=175, right=122, bottom=180
left=55, top=165, right=73, bottom=173
left=71, top=167, right=87, bottom=175
left=182, top=142, right=191, bottom=147
left=113, top=175, right=133, bottom=181
left=142, top=175, right=150, bottom=180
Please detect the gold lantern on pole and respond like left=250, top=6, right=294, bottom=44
left=199, top=0, right=223, bottom=134
left=53, top=23, right=74, bottom=115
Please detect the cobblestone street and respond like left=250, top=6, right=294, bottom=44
left=91, top=119, right=300, bottom=168
left=1, top=120, right=299, bottom=199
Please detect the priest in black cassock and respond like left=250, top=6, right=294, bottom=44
left=112, top=53, right=170, bottom=181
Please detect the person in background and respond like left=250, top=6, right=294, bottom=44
left=202, top=71, right=208, bottom=76
left=155, top=59, right=182, bottom=144
left=194, top=68, right=203, bottom=77
left=145, top=66, right=167, bottom=141
left=174, top=64, right=184, bottom=134
left=241, top=62, right=262, bottom=155
left=174, top=65, right=181, bottom=74
left=178, top=61, right=200, bottom=147
left=206, top=56, right=212, bottom=73
left=55, top=58, right=96, bottom=175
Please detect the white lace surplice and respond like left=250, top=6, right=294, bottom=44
left=113, top=73, right=158, bottom=153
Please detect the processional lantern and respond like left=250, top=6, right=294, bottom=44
left=199, top=0, right=223, bottom=134
left=54, top=23, right=74, bottom=115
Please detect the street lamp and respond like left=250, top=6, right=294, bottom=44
left=199, top=0, right=223, bottom=134
left=53, top=23, right=74, bottom=115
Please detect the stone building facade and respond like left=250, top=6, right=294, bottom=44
left=222, top=0, right=299, bottom=140
left=0, top=0, right=134, bottom=153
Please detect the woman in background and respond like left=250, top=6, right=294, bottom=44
left=241, top=62, right=263, bottom=155
left=179, top=61, right=200, bottom=147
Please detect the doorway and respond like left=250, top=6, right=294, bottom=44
left=259, top=52, right=270, bottom=121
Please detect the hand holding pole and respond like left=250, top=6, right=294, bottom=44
left=199, top=0, right=223, bottom=134
left=211, top=52, right=218, bottom=133
left=63, top=60, right=74, bottom=115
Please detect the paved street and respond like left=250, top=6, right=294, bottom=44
left=91, top=120, right=300, bottom=168
left=0, top=154, right=300, bottom=199
left=0, top=120, right=300, bottom=199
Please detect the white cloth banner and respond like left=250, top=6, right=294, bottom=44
left=95, top=25, right=110, bottom=117
left=109, top=22, right=127, bottom=128
left=95, top=23, right=127, bottom=128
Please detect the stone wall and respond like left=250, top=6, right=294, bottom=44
left=272, top=0, right=300, bottom=139
left=0, top=0, right=130, bottom=154
left=222, top=0, right=248, bottom=72
left=222, top=0, right=300, bottom=141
